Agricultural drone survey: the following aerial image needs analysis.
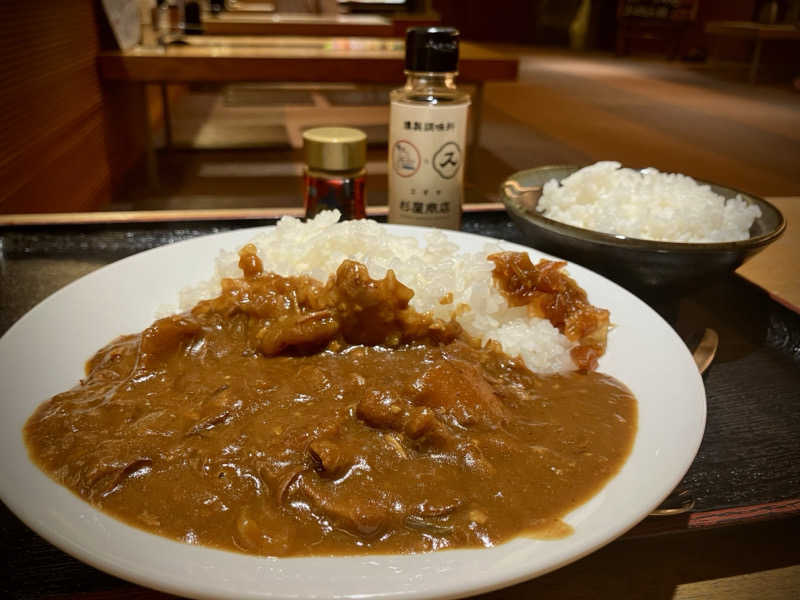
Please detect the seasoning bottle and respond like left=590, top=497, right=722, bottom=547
left=302, top=127, right=367, bottom=220
left=388, top=27, right=470, bottom=230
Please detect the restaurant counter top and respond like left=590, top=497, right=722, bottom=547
left=1, top=208, right=798, bottom=598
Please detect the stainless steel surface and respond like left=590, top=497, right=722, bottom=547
left=649, top=488, right=697, bottom=517
left=693, top=329, right=720, bottom=376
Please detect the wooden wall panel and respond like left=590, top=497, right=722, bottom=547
left=0, top=1, right=146, bottom=213
left=432, top=0, right=541, bottom=44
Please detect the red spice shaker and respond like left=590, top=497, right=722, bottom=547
left=302, top=127, right=367, bottom=220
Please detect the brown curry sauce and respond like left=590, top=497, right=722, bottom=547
left=24, top=249, right=636, bottom=556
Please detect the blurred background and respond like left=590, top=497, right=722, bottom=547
left=1, top=0, right=799, bottom=214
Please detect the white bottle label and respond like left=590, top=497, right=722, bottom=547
left=388, top=100, right=469, bottom=229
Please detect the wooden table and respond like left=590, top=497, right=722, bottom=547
left=98, top=36, right=517, bottom=186
left=98, top=36, right=516, bottom=86
left=200, top=11, right=440, bottom=37
left=1, top=205, right=798, bottom=597
left=705, top=21, right=800, bottom=83
left=202, top=12, right=394, bottom=37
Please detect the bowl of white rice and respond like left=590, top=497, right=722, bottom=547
left=501, top=163, right=785, bottom=290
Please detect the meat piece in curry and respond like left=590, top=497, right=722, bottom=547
left=24, top=249, right=636, bottom=557
left=489, top=252, right=610, bottom=371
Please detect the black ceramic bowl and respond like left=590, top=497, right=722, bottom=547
left=501, top=166, right=786, bottom=291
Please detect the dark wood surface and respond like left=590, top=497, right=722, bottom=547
left=705, top=21, right=800, bottom=41
left=97, top=37, right=519, bottom=84
left=201, top=11, right=440, bottom=38
left=0, top=0, right=147, bottom=214
left=202, top=13, right=395, bottom=37
left=1, top=210, right=798, bottom=598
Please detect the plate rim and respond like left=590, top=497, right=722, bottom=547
left=0, top=222, right=707, bottom=600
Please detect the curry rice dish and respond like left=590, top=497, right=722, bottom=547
left=25, top=242, right=636, bottom=557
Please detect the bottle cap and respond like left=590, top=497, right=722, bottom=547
left=404, top=26, right=460, bottom=73
left=303, top=127, right=367, bottom=172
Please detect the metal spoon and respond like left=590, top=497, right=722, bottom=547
left=692, top=328, right=719, bottom=376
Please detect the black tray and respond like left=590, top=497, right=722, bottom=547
left=2, top=211, right=799, bottom=597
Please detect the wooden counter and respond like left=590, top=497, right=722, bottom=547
left=98, top=36, right=518, bottom=84
left=97, top=36, right=517, bottom=187
left=202, top=12, right=394, bottom=37
left=705, top=20, right=800, bottom=83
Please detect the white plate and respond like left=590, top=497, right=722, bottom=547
left=0, top=224, right=706, bottom=600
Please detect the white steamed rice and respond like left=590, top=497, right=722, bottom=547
left=178, top=211, right=577, bottom=373
left=537, top=161, right=761, bottom=243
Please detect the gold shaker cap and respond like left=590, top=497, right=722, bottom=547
left=303, top=127, right=367, bottom=171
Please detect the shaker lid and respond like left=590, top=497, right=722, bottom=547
left=404, top=26, right=460, bottom=73
left=302, top=127, right=367, bottom=171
